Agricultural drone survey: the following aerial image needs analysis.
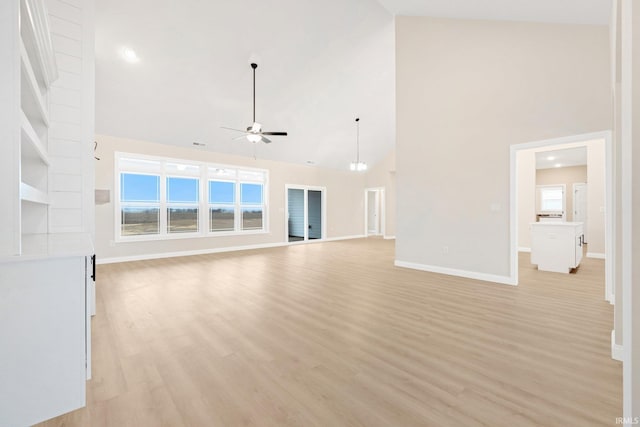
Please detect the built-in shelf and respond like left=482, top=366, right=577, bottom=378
left=20, top=39, right=49, bottom=127
left=20, top=0, right=58, bottom=88
left=20, top=109, right=49, bottom=166
left=20, top=182, right=49, bottom=205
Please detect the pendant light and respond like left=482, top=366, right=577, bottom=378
left=350, top=117, right=367, bottom=172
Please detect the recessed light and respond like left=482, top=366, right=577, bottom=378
left=120, top=47, right=139, bottom=63
left=547, top=156, right=555, bottom=161
left=555, top=163, right=562, bottom=168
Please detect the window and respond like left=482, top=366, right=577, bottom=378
left=241, top=183, right=263, bottom=230
left=116, top=153, right=268, bottom=240
left=209, top=180, right=235, bottom=232
left=538, top=185, right=565, bottom=213
left=167, top=177, right=199, bottom=233
left=120, top=173, right=160, bottom=236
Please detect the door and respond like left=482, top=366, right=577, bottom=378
left=307, top=190, right=322, bottom=240
left=364, top=188, right=385, bottom=237
left=573, top=183, right=588, bottom=243
left=367, top=191, right=379, bottom=235
left=287, top=188, right=305, bottom=242
left=286, top=186, right=325, bottom=242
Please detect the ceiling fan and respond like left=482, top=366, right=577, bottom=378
left=221, top=63, right=288, bottom=144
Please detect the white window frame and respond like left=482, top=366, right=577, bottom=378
left=536, top=184, right=566, bottom=219
left=115, top=152, right=269, bottom=242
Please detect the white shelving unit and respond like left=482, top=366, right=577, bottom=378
left=18, top=0, right=57, bottom=237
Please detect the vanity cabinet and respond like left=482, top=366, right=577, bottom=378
left=530, top=222, right=584, bottom=273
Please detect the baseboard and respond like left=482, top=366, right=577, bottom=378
left=97, top=235, right=366, bottom=264
left=325, top=235, right=366, bottom=242
left=97, top=242, right=287, bottom=264
left=394, top=260, right=516, bottom=286
left=587, top=252, right=606, bottom=259
left=383, top=235, right=396, bottom=240
left=612, top=330, right=624, bottom=361
left=518, top=247, right=531, bottom=253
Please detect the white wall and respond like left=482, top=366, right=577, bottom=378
left=623, top=0, right=640, bottom=418
left=517, top=150, right=536, bottom=250
left=95, top=134, right=365, bottom=261
left=586, top=139, right=606, bottom=255
left=395, top=16, right=611, bottom=281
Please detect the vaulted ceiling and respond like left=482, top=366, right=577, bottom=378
left=95, top=0, right=611, bottom=170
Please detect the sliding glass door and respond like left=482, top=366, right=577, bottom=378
left=286, top=186, right=325, bottom=242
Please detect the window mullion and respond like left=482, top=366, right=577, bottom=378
left=235, top=179, right=241, bottom=232
left=160, top=163, right=167, bottom=235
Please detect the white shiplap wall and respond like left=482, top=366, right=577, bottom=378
left=46, top=0, right=94, bottom=234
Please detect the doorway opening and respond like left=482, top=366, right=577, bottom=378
left=510, top=131, right=613, bottom=302
left=285, top=185, right=326, bottom=243
left=364, top=188, right=385, bottom=237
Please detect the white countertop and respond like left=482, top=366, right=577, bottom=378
left=0, top=233, right=94, bottom=263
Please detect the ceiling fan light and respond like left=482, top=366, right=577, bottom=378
left=247, top=134, right=262, bottom=143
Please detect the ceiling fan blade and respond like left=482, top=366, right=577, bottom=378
left=233, top=134, right=249, bottom=141
left=221, top=126, right=247, bottom=133
left=262, top=131, right=288, bottom=136
left=261, top=136, right=272, bottom=144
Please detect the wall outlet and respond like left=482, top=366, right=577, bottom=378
left=442, top=246, right=449, bottom=254
left=109, top=240, right=115, bottom=247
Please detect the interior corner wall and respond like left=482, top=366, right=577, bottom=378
left=365, top=148, right=396, bottom=237
left=94, top=135, right=365, bottom=261
left=395, top=16, right=611, bottom=279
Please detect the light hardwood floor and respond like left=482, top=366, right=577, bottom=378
left=39, top=239, right=621, bottom=427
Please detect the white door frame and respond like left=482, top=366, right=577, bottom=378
left=364, top=187, right=385, bottom=237
left=572, top=182, right=588, bottom=242
left=510, top=130, right=613, bottom=303
left=284, top=184, right=327, bottom=244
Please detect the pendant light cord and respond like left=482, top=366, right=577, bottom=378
left=251, top=63, right=258, bottom=124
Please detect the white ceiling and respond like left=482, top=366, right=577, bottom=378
left=95, top=0, right=396, bottom=170
left=95, top=0, right=611, bottom=170
left=377, top=0, right=612, bottom=25
left=536, top=147, right=588, bottom=170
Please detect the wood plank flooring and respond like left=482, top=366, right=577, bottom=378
left=38, top=239, right=621, bottom=426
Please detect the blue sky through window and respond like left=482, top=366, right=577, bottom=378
left=121, top=173, right=159, bottom=202
left=241, top=183, right=263, bottom=204
left=209, top=181, right=235, bottom=204
left=167, top=177, right=198, bottom=203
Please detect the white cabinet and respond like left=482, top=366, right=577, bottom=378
left=0, top=234, right=93, bottom=426
left=530, top=222, right=584, bottom=273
